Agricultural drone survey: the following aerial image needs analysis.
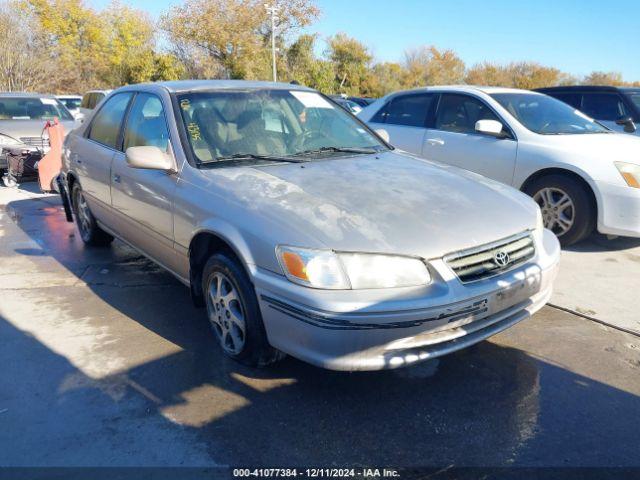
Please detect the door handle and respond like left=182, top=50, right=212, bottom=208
left=426, top=138, right=445, bottom=146
left=113, top=174, right=121, bottom=183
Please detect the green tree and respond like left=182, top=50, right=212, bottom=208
left=285, top=34, right=334, bottom=92
left=326, top=32, right=372, bottom=95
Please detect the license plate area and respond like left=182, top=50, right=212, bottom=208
left=489, top=273, right=542, bottom=314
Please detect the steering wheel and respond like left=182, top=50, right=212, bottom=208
left=292, top=128, right=331, bottom=152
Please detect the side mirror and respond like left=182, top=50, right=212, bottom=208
left=125, top=146, right=174, bottom=171
left=375, top=128, right=390, bottom=143
left=475, top=119, right=507, bottom=138
left=615, top=116, right=637, bottom=133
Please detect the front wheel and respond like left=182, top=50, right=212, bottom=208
left=71, top=183, right=114, bottom=246
left=202, top=253, right=283, bottom=367
left=525, top=174, right=595, bottom=247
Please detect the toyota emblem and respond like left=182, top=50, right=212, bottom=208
left=493, top=250, right=510, bottom=267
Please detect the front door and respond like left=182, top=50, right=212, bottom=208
left=422, top=93, right=518, bottom=185
left=110, top=92, right=181, bottom=273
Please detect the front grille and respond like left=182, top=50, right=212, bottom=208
left=444, top=231, right=535, bottom=283
left=19, top=136, right=49, bottom=150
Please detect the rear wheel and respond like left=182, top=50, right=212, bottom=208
left=525, top=174, right=595, bottom=247
left=71, top=183, right=114, bottom=246
left=202, top=252, right=283, bottom=367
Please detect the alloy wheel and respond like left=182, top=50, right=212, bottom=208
left=77, top=193, right=92, bottom=238
left=206, top=272, right=246, bottom=355
left=533, top=187, right=575, bottom=236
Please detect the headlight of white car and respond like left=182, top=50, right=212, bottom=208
left=615, top=161, right=640, bottom=189
left=276, top=246, right=431, bottom=290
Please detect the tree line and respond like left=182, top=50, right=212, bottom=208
left=1, top=0, right=638, bottom=96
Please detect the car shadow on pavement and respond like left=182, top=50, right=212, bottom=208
left=565, top=232, right=640, bottom=253
left=1, top=189, right=640, bottom=468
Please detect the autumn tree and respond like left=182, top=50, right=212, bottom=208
left=365, top=62, right=405, bottom=97
left=582, top=71, right=625, bottom=86
left=160, top=0, right=319, bottom=80
left=0, top=1, right=50, bottom=91
left=403, top=46, right=465, bottom=87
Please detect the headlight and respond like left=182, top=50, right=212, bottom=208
left=276, top=246, right=431, bottom=290
left=0, top=133, right=21, bottom=147
left=615, top=162, right=640, bottom=188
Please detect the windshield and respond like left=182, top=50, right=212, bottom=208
left=0, top=96, right=74, bottom=121
left=176, top=89, right=386, bottom=164
left=628, top=92, right=640, bottom=111
left=490, top=93, right=609, bottom=135
left=60, top=98, right=81, bottom=110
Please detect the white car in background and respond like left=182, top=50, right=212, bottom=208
left=56, top=95, right=83, bottom=120
left=359, top=86, right=640, bottom=246
left=78, top=90, right=111, bottom=119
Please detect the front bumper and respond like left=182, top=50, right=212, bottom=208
left=596, top=181, right=640, bottom=237
left=253, top=229, right=560, bottom=371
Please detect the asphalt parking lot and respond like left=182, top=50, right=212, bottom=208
left=0, top=183, right=639, bottom=469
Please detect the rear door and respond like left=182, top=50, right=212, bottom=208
left=110, top=92, right=181, bottom=273
left=423, top=93, right=518, bottom=185
left=72, top=92, right=133, bottom=225
left=366, top=93, right=434, bottom=154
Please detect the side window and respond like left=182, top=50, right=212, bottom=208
left=123, top=93, right=170, bottom=151
left=370, top=103, right=389, bottom=123
left=581, top=93, right=627, bottom=121
left=88, top=93, right=133, bottom=149
left=80, top=94, right=89, bottom=109
left=435, top=94, right=499, bottom=134
left=552, top=93, right=582, bottom=110
left=384, top=94, right=434, bottom=127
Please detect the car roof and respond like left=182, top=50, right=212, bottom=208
left=535, top=85, right=625, bottom=93
left=0, top=92, right=59, bottom=98
left=383, top=85, right=539, bottom=98
left=120, top=79, right=315, bottom=94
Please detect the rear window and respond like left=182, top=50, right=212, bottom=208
left=0, top=97, right=74, bottom=121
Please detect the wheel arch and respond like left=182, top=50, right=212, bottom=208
left=519, top=167, right=599, bottom=221
left=66, top=171, right=79, bottom=207
left=188, top=229, right=254, bottom=308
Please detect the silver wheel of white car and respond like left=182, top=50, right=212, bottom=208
left=206, top=272, right=246, bottom=355
left=533, top=187, right=575, bottom=236
left=526, top=174, right=595, bottom=247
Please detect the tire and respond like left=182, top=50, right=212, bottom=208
left=202, top=252, right=283, bottom=367
left=525, top=174, right=595, bottom=247
left=71, top=183, right=114, bottom=246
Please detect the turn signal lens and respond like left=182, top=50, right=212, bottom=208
left=615, top=162, right=640, bottom=189
left=277, top=246, right=432, bottom=290
left=276, top=246, right=349, bottom=289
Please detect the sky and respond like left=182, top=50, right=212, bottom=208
left=91, top=0, right=640, bottom=81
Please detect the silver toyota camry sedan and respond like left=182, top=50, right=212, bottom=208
left=59, top=80, right=560, bottom=371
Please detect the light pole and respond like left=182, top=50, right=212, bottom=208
left=264, top=3, right=279, bottom=82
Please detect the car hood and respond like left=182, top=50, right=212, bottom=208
left=529, top=131, right=640, bottom=166
left=0, top=119, right=77, bottom=141
left=199, top=151, right=538, bottom=259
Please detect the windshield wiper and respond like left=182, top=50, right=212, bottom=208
left=209, top=153, right=307, bottom=164
left=292, top=146, right=379, bottom=157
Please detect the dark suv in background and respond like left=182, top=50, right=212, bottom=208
left=536, top=86, right=640, bottom=135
